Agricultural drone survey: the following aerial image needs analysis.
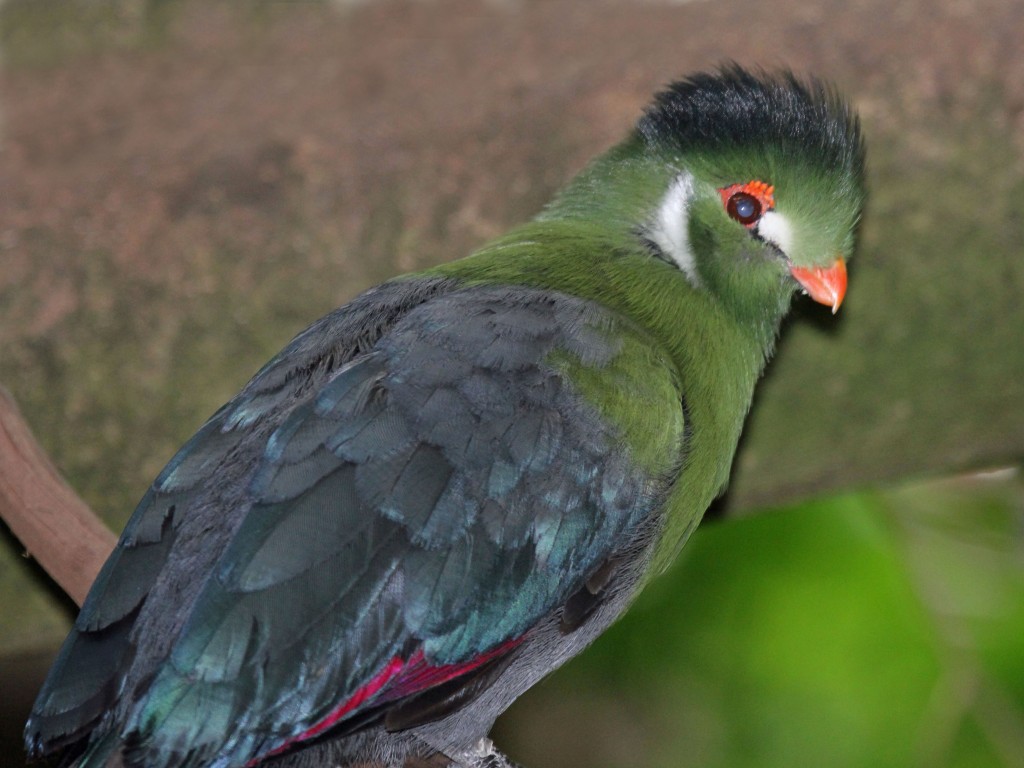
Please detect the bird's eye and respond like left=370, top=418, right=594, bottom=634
left=719, top=180, right=775, bottom=228
left=726, top=192, right=761, bottom=225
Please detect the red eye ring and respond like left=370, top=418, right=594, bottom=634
left=719, top=180, right=775, bottom=228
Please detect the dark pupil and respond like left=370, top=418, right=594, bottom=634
left=727, top=192, right=761, bottom=225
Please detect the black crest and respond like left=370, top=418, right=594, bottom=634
left=638, top=65, right=864, bottom=176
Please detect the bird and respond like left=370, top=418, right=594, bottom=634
left=25, top=66, right=864, bottom=768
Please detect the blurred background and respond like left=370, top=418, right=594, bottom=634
left=1, top=1, right=1022, bottom=767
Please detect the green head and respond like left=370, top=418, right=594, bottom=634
left=544, top=66, right=865, bottom=333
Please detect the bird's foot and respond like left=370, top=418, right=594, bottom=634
left=452, top=739, right=523, bottom=768
left=477, top=753, right=523, bottom=768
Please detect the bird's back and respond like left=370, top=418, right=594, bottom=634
left=28, top=275, right=687, bottom=768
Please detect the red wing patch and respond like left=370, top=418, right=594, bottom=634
left=255, top=636, right=524, bottom=763
left=376, top=637, right=523, bottom=705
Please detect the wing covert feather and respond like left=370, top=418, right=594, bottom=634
left=34, top=283, right=686, bottom=768
left=126, top=287, right=684, bottom=765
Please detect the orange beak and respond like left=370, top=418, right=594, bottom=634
left=789, top=258, right=847, bottom=314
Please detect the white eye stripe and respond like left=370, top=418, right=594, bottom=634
left=648, top=172, right=701, bottom=288
left=755, top=210, right=793, bottom=256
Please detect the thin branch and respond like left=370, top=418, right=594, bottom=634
left=0, top=386, right=116, bottom=607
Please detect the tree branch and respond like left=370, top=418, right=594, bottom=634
left=0, top=386, right=116, bottom=608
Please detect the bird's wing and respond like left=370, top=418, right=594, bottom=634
left=21, top=405, right=239, bottom=755
left=40, top=283, right=687, bottom=768
left=25, top=277, right=458, bottom=759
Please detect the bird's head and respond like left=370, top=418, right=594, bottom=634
left=634, top=67, right=864, bottom=328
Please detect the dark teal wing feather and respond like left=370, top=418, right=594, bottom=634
left=29, top=282, right=685, bottom=768
left=25, top=277, right=458, bottom=759
left=23, top=407, right=235, bottom=754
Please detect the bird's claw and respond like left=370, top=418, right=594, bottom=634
left=451, top=738, right=523, bottom=768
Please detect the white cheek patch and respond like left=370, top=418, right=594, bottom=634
left=648, top=172, right=701, bottom=288
left=756, top=210, right=794, bottom=256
